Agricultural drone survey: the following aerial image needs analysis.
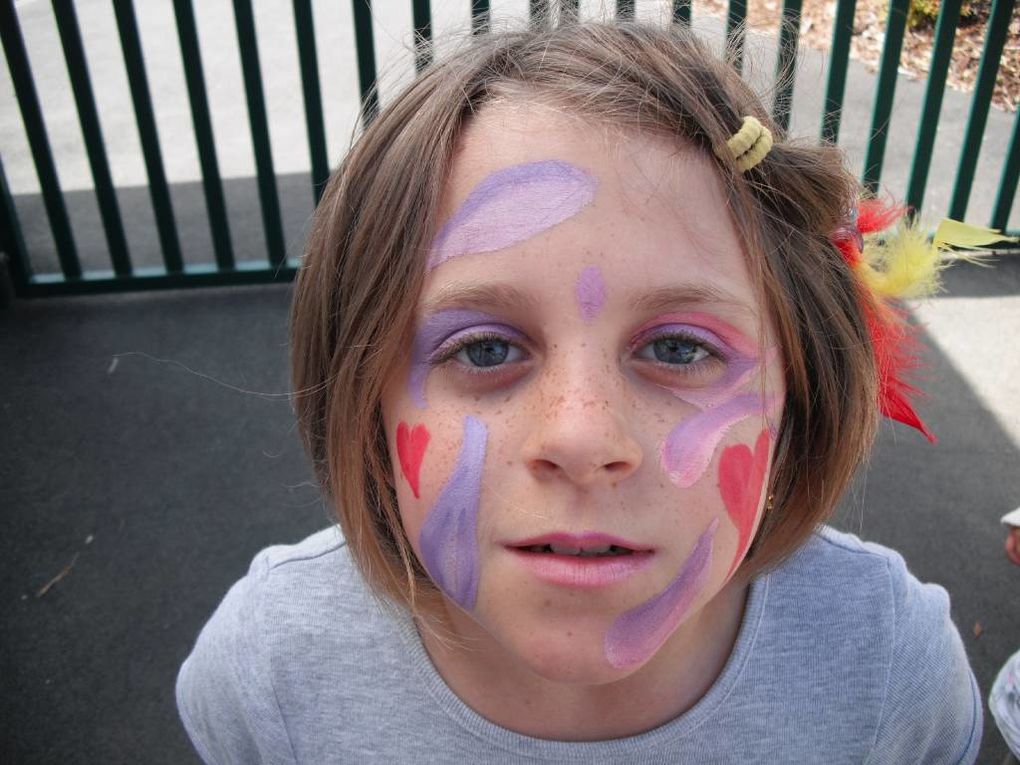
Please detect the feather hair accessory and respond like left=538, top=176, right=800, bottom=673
left=830, top=198, right=1016, bottom=442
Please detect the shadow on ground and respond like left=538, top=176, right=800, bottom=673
left=1, top=265, right=1017, bottom=762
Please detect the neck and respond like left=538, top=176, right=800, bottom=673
left=418, top=576, right=751, bottom=741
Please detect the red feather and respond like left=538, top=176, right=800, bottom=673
left=865, top=303, right=936, bottom=442
left=834, top=199, right=936, bottom=442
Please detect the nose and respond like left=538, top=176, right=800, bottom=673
left=522, top=363, right=643, bottom=487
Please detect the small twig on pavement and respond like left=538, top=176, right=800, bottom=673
left=35, top=553, right=81, bottom=598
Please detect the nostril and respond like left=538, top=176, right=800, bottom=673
left=604, top=461, right=632, bottom=474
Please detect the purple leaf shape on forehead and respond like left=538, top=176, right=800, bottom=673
left=604, top=517, right=719, bottom=669
left=427, top=160, right=597, bottom=270
left=419, top=416, right=487, bottom=611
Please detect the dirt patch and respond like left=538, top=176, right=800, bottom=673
left=694, top=0, right=1019, bottom=111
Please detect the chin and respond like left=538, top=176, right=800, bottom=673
left=497, top=621, right=641, bottom=686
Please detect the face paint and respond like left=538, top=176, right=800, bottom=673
left=604, top=517, right=719, bottom=669
left=660, top=393, right=773, bottom=488
left=409, top=309, right=525, bottom=408
left=396, top=421, right=430, bottom=499
left=419, top=416, right=487, bottom=611
left=632, top=313, right=765, bottom=410
left=428, top=160, right=597, bottom=270
left=719, top=428, right=771, bottom=580
left=575, top=266, right=606, bottom=323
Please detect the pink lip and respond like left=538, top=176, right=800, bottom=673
left=504, top=533, right=655, bottom=589
left=506, top=548, right=655, bottom=588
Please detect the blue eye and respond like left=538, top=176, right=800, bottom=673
left=449, top=336, right=524, bottom=369
left=637, top=336, right=710, bottom=365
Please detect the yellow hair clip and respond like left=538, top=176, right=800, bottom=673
left=715, top=116, right=773, bottom=172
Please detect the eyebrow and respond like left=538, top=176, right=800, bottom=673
left=628, top=285, right=755, bottom=317
left=422, top=282, right=540, bottom=316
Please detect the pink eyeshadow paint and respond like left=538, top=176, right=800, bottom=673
left=719, top=428, right=771, bottom=580
left=427, top=160, right=597, bottom=270
left=418, top=416, right=487, bottom=611
left=634, top=312, right=759, bottom=358
left=660, top=393, right=772, bottom=488
left=408, top=308, right=524, bottom=408
left=575, top=266, right=606, bottom=323
left=604, top=517, right=719, bottom=669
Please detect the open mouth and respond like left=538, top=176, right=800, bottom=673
left=506, top=540, right=654, bottom=587
left=516, top=544, right=636, bottom=558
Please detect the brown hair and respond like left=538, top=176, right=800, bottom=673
left=290, top=20, right=879, bottom=617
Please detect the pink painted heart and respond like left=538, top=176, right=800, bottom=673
left=718, top=428, right=770, bottom=580
left=396, top=422, right=430, bottom=499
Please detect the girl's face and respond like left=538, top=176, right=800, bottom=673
left=381, top=102, right=785, bottom=683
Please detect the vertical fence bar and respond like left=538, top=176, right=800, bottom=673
left=771, top=0, right=802, bottom=132
left=991, top=109, right=1020, bottom=231
left=617, top=0, right=635, bottom=20
left=232, top=0, right=287, bottom=266
left=861, top=0, right=909, bottom=192
left=0, top=0, right=80, bottom=279
left=173, top=0, right=234, bottom=271
left=560, top=0, right=580, bottom=24
left=412, top=0, right=433, bottom=72
left=52, top=0, right=132, bottom=275
left=351, top=0, right=379, bottom=125
left=472, top=0, right=491, bottom=34
left=0, top=155, right=32, bottom=294
left=904, top=0, right=962, bottom=215
left=293, top=0, right=329, bottom=201
left=113, top=0, right=184, bottom=273
left=725, top=0, right=748, bottom=72
left=673, top=0, right=692, bottom=27
left=820, top=0, right=856, bottom=142
left=530, top=0, right=548, bottom=27
left=948, top=0, right=1015, bottom=220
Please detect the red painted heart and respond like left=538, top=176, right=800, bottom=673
left=396, top=422, right=430, bottom=499
left=718, top=428, right=770, bottom=580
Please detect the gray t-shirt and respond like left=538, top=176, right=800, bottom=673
left=176, top=525, right=982, bottom=764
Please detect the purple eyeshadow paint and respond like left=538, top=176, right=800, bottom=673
left=427, top=160, right=597, bottom=270
left=575, top=266, right=606, bottom=323
left=660, top=393, right=771, bottom=488
left=604, top=517, right=719, bottom=669
left=419, top=416, right=487, bottom=611
left=408, top=309, right=524, bottom=408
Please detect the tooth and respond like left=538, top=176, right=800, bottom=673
left=549, top=543, right=581, bottom=555
left=585, top=545, right=612, bottom=555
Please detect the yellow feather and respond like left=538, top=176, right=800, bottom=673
left=934, top=218, right=1018, bottom=251
left=858, top=217, right=1015, bottom=300
left=860, top=222, right=944, bottom=299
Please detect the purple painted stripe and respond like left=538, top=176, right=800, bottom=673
left=419, top=416, right=487, bottom=611
left=660, top=393, right=769, bottom=488
left=427, top=160, right=596, bottom=270
left=604, top=517, right=719, bottom=669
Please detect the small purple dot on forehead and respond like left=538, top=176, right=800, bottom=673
left=575, top=266, right=606, bottom=323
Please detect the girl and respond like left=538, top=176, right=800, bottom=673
left=177, top=20, right=982, bottom=763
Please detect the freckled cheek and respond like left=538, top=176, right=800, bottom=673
left=391, top=417, right=457, bottom=519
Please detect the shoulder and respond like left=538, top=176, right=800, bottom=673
left=759, top=527, right=982, bottom=764
left=176, top=527, right=396, bottom=764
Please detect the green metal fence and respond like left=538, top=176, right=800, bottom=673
left=0, top=0, right=1016, bottom=298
